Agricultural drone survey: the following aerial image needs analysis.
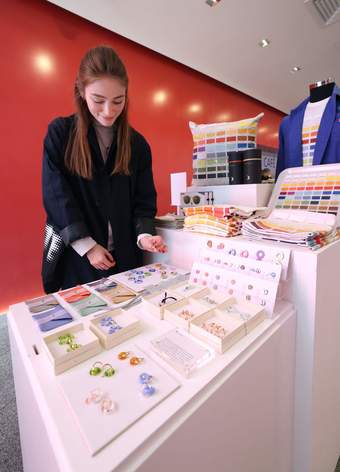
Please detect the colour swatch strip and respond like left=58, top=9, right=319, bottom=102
left=275, top=176, right=340, bottom=213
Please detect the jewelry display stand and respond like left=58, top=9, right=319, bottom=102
left=8, top=290, right=295, bottom=472
left=144, top=227, right=340, bottom=472
left=42, top=323, right=102, bottom=375
left=89, top=310, right=141, bottom=350
left=141, top=288, right=182, bottom=320
left=162, top=297, right=209, bottom=330
left=56, top=346, right=180, bottom=456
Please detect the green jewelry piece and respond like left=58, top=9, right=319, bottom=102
left=102, top=363, right=115, bottom=377
left=58, top=333, right=75, bottom=345
left=89, top=361, right=103, bottom=376
left=66, top=343, right=81, bottom=352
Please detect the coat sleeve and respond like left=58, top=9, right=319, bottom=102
left=42, top=118, right=90, bottom=246
left=132, top=135, right=157, bottom=236
left=275, top=116, right=288, bottom=180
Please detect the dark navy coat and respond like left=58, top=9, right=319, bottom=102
left=42, top=115, right=157, bottom=293
left=276, top=86, right=340, bottom=178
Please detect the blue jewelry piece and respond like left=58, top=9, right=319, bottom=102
left=149, top=268, right=156, bottom=272
left=100, top=316, right=113, bottom=327
left=139, top=372, right=152, bottom=384
left=142, top=385, right=155, bottom=397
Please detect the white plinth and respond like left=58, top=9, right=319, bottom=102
left=9, top=289, right=295, bottom=471
left=147, top=228, right=340, bottom=472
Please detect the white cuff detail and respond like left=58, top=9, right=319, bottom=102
left=70, top=237, right=97, bottom=257
left=137, top=233, right=152, bottom=250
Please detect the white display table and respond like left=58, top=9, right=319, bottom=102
left=8, top=284, right=295, bottom=471
left=145, top=229, right=340, bottom=472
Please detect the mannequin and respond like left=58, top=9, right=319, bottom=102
left=309, top=78, right=335, bottom=102
left=276, top=78, right=340, bottom=177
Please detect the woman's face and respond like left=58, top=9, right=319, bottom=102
left=84, top=77, right=126, bottom=127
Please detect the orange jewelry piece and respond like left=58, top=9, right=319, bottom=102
left=130, top=356, right=143, bottom=366
left=118, top=351, right=130, bottom=360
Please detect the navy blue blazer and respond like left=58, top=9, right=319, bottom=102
left=42, top=115, right=157, bottom=293
left=276, top=86, right=340, bottom=178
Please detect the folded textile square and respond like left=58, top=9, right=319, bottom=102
left=32, top=306, right=73, bottom=332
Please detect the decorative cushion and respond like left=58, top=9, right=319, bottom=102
left=189, top=112, right=264, bottom=186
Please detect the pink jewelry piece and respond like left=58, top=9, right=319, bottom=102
left=240, top=250, right=249, bottom=258
left=85, top=389, right=103, bottom=405
left=178, top=309, right=194, bottom=320
left=101, top=398, right=115, bottom=414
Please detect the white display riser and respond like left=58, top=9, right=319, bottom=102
left=8, top=297, right=294, bottom=472
left=145, top=228, right=340, bottom=472
left=187, top=183, right=274, bottom=207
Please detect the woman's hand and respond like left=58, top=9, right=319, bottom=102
left=139, top=235, right=168, bottom=253
left=86, top=244, right=116, bottom=270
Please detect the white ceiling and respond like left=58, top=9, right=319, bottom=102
left=48, top=0, right=340, bottom=113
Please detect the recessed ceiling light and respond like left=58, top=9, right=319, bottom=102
left=34, top=53, right=54, bottom=74
left=153, top=90, right=168, bottom=105
left=189, top=104, right=202, bottom=113
left=291, top=66, right=302, bottom=73
left=206, top=0, right=221, bottom=6
left=258, top=39, right=270, bottom=48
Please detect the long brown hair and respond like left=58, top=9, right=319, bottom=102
left=65, top=45, right=131, bottom=178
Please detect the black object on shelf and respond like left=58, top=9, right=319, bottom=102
left=228, top=151, right=244, bottom=185
left=243, top=148, right=262, bottom=184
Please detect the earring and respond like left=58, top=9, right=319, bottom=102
left=142, top=385, right=156, bottom=397
left=101, top=398, right=116, bottom=414
left=85, top=388, right=103, bottom=404
left=130, top=356, right=144, bottom=366
left=138, top=372, right=156, bottom=396
left=102, top=363, right=115, bottom=377
left=85, top=390, right=116, bottom=414
left=58, top=333, right=74, bottom=345
left=89, top=361, right=103, bottom=376
left=139, top=372, right=153, bottom=384
left=118, top=351, right=130, bottom=360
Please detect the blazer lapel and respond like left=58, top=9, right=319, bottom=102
left=313, top=92, right=336, bottom=166
left=288, top=98, right=309, bottom=168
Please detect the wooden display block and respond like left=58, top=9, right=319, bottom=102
left=190, top=307, right=246, bottom=353
left=141, top=289, right=182, bottom=320
left=42, top=323, right=101, bottom=375
left=163, top=297, right=209, bottom=330
left=217, top=298, right=266, bottom=333
left=89, top=309, right=141, bottom=349
left=189, top=287, right=231, bottom=309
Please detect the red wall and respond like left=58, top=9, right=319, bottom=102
left=1, top=0, right=284, bottom=312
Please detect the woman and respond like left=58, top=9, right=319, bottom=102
left=42, top=45, right=167, bottom=293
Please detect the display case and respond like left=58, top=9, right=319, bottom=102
left=42, top=323, right=101, bottom=375
left=89, top=309, right=141, bottom=349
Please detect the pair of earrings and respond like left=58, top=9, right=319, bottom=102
left=58, top=333, right=81, bottom=352
left=99, top=316, right=122, bottom=335
left=139, top=372, right=156, bottom=397
left=118, top=351, right=144, bottom=366
left=89, top=361, right=115, bottom=377
left=85, top=388, right=115, bottom=414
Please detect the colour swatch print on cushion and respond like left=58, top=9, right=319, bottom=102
left=189, top=113, right=264, bottom=186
